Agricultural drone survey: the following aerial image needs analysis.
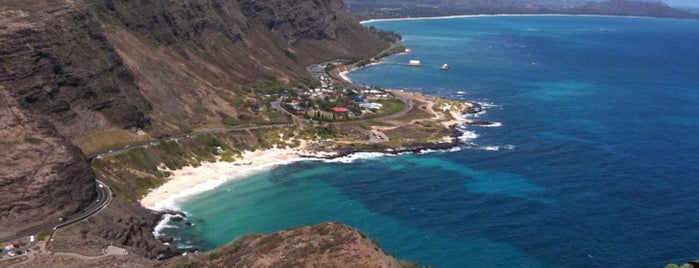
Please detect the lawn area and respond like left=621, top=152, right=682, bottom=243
left=73, top=128, right=153, bottom=155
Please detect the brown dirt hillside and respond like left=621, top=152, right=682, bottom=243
left=92, top=0, right=389, bottom=137
left=0, top=0, right=393, bottom=265
left=165, top=222, right=402, bottom=268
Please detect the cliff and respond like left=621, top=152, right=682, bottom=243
left=0, top=86, right=96, bottom=237
left=0, top=0, right=392, bottom=264
left=92, top=0, right=388, bottom=137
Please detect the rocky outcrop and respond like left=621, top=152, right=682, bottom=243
left=0, top=3, right=152, bottom=140
left=0, top=87, right=95, bottom=237
left=166, top=222, right=401, bottom=267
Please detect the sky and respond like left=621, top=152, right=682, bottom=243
left=663, top=0, right=699, bottom=8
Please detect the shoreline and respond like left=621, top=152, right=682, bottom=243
left=360, top=13, right=655, bottom=24
left=139, top=34, right=486, bottom=211
left=141, top=139, right=467, bottom=213
left=336, top=48, right=410, bottom=84
left=142, top=34, right=474, bottom=217
left=140, top=147, right=313, bottom=211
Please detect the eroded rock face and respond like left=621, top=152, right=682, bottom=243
left=0, top=87, right=95, bottom=237
left=237, top=0, right=356, bottom=41
left=0, top=3, right=151, bottom=140
left=167, top=222, right=400, bottom=268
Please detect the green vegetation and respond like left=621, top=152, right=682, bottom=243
left=365, top=26, right=402, bottom=43
left=282, top=49, right=297, bottom=61
left=75, top=128, right=153, bottom=155
left=178, top=124, right=193, bottom=134
left=378, top=99, right=406, bottom=115
left=37, top=230, right=51, bottom=241
left=254, top=78, right=293, bottom=94
left=24, top=136, right=44, bottom=144
left=317, top=128, right=336, bottom=139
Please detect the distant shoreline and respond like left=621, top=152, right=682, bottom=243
left=360, top=13, right=656, bottom=24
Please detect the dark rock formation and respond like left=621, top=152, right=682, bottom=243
left=0, top=87, right=96, bottom=237
left=0, top=3, right=152, bottom=139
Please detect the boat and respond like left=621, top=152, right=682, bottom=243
left=440, top=64, right=450, bottom=70
left=409, top=60, right=422, bottom=67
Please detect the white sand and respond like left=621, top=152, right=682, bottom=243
left=338, top=61, right=382, bottom=83
left=140, top=147, right=313, bottom=211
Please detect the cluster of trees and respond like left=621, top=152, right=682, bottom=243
left=365, top=26, right=402, bottom=43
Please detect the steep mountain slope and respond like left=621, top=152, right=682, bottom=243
left=93, top=0, right=389, bottom=137
left=0, top=85, right=95, bottom=237
left=0, top=0, right=391, bottom=261
left=0, top=1, right=129, bottom=237
left=0, top=2, right=151, bottom=140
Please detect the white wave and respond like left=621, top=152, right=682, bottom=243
left=465, top=110, right=486, bottom=118
left=417, top=146, right=462, bottom=155
left=153, top=214, right=176, bottom=237
left=476, top=101, right=499, bottom=108
left=456, top=128, right=479, bottom=143
left=320, top=152, right=394, bottom=163
left=479, top=144, right=516, bottom=151
left=481, top=122, right=503, bottom=127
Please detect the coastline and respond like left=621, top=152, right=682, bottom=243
left=141, top=147, right=313, bottom=211
left=142, top=35, right=475, bottom=218
left=359, top=13, right=654, bottom=24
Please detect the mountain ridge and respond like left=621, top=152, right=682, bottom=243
left=1, top=0, right=393, bottom=265
left=347, top=0, right=699, bottom=19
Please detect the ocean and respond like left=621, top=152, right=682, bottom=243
left=157, top=16, right=699, bottom=267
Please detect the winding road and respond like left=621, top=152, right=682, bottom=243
left=0, top=180, right=111, bottom=244
left=0, top=55, right=415, bottom=245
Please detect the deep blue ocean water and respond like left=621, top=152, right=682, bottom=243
left=159, top=16, right=699, bottom=267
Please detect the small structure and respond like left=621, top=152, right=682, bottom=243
left=360, top=102, right=383, bottom=109
left=331, top=106, right=350, bottom=120
left=331, top=107, right=349, bottom=113
left=409, top=60, right=421, bottom=67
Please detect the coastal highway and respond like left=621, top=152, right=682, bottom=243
left=1, top=60, right=412, bottom=245
left=86, top=123, right=293, bottom=161
left=0, top=179, right=112, bottom=244
left=2, top=122, right=294, bottom=244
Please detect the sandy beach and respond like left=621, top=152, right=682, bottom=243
left=140, top=147, right=315, bottom=211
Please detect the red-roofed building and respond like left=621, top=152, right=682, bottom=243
left=331, top=107, right=349, bottom=113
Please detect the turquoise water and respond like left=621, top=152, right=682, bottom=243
left=159, top=16, right=699, bottom=267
